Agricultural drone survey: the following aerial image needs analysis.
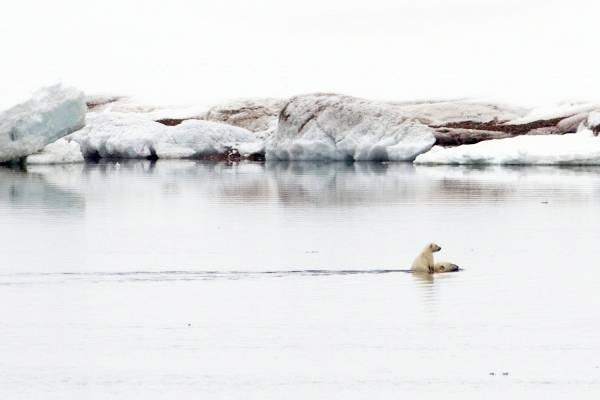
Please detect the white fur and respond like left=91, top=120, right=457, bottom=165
left=411, top=242, right=441, bottom=273
left=411, top=243, right=460, bottom=273
left=433, top=261, right=460, bottom=273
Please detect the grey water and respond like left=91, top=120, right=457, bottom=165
left=1, top=161, right=600, bottom=399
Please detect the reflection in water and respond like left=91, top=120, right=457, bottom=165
left=267, top=161, right=416, bottom=206
left=411, top=271, right=438, bottom=309
left=266, top=162, right=600, bottom=206
left=0, top=166, right=84, bottom=213
left=411, top=271, right=435, bottom=284
left=23, top=160, right=600, bottom=210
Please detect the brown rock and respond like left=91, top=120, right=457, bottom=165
left=431, top=116, right=575, bottom=146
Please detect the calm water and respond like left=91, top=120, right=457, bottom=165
left=1, top=161, right=600, bottom=399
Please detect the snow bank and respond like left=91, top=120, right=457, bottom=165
left=266, top=94, right=436, bottom=161
left=72, top=112, right=262, bottom=160
left=508, top=102, right=600, bottom=125
left=0, top=84, right=86, bottom=163
left=26, top=138, right=84, bottom=164
left=414, top=130, right=600, bottom=165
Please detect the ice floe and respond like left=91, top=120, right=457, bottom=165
left=0, top=84, right=86, bottom=163
left=266, top=94, right=436, bottom=161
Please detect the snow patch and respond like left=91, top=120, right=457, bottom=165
left=85, top=95, right=208, bottom=122
left=508, top=102, right=600, bottom=125
left=414, top=130, right=600, bottom=165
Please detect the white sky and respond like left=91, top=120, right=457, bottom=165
left=1, top=0, right=599, bottom=107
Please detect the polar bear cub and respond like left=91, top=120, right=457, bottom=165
left=411, top=242, right=459, bottom=273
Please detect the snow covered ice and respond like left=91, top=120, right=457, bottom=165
left=266, top=94, right=436, bottom=161
left=72, top=112, right=263, bottom=160
left=4, top=86, right=599, bottom=165
left=585, top=111, right=600, bottom=133
left=414, top=129, right=600, bottom=165
left=26, top=138, right=85, bottom=165
left=0, top=84, right=86, bottom=163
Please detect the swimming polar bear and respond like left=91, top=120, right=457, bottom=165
left=433, top=261, right=460, bottom=273
left=411, top=242, right=460, bottom=273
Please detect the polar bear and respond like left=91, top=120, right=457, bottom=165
left=411, top=242, right=460, bottom=273
left=433, top=261, right=460, bottom=273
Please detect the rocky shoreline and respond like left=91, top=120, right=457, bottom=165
left=2, top=86, right=600, bottom=166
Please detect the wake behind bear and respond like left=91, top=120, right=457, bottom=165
left=411, top=242, right=460, bottom=273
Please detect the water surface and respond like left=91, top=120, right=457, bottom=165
left=1, top=161, right=600, bottom=399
